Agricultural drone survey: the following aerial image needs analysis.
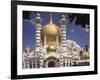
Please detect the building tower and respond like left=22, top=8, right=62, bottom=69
left=34, top=13, right=42, bottom=49
left=60, top=15, right=67, bottom=51
left=34, top=13, right=43, bottom=68
left=60, top=15, right=67, bottom=67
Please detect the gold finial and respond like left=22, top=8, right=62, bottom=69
left=50, top=13, right=53, bottom=23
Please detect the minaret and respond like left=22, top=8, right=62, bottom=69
left=34, top=13, right=43, bottom=68
left=34, top=13, right=42, bottom=55
left=60, top=15, right=67, bottom=67
left=60, top=15, right=67, bottom=47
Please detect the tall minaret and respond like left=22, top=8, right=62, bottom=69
left=34, top=13, right=42, bottom=47
left=34, top=13, right=44, bottom=68
left=34, top=13, right=42, bottom=55
left=60, top=15, right=67, bottom=53
left=60, top=15, right=67, bottom=67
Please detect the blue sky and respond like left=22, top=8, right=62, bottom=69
left=23, top=11, right=89, bottom=50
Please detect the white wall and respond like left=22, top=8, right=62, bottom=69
left=0, top=0, right=99, bottom=80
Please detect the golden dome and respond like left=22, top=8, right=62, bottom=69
left=80, top=50, right=89, bottom=60
left=41, top=15, right=60, bottom=46
left=42, top=13, right=58, bottom=36
left=47, top=45, right=56, bottom=52
left=42, top=21, right=58, bottom=36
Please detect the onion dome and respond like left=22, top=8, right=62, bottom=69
left=47, top=44, right=56, bottom=52
left=42, top=21, right=58, bottom=36
left=41, top=13, right=60, bottom=45
left=42, top=14, right=58, bottom=37
left=80, top=47, right=89, bottom=60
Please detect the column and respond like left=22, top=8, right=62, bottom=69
left=35, top=60, right=37, bottom=68
left=67, top=60, right=69, bottom=67
left=56, top=36, right=59, bottom=53
left=31, top=60, right=34, bottom=68
left=65, top=60, right=67, bottom=67
left=70, top=60, right=72, bottom=66
left=60, top=55, right=63, bottom=67
left=26, top=60, right=30, bottom=68
left=43, top=36, right=47, bottom=55
left=56, top=36, right=59, bottom=46
left=39, top=55, right=43, bottom=68
left=44, top=36, right=47, bottom=46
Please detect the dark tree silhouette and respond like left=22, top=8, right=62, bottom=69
left=23, top=11, right=37, bottom=19
left=23, top=11, right=31, bottom=19
left=68, top=13, right=90, bottom=29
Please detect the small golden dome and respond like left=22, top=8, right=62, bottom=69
left=80, top=50, right=89, bottom=60
left=47, top=45, right=56, bottom=52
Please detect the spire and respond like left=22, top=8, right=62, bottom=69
left=50, top=13, right=53, bottom=23
left=60, top=14, right=67, bottom=25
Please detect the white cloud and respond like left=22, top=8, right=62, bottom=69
left=66, top=39, right=82, bottom=53
left=83, top=24, right=90, bottom=32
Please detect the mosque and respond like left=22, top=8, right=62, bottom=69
left=22, top=13, right=90, bottom=69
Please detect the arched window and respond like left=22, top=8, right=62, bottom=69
left=48, top=61, right=55, bottom=67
